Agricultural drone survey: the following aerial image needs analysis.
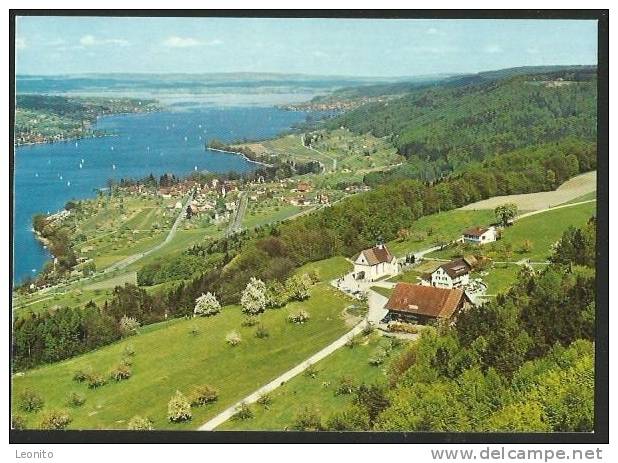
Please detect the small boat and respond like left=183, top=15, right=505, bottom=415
left=75, top=142, right=78, bottom=147
left=147, top=146, right=150, bottom=151
left=59, top=175, right=63, bottom=180
left=81, top=158, right=84, bottom=163
left=67, top=181, right=71, bottom=187
left=111, top=146, right=115, bottom=151
left=194, top=165, right=198, bottom=171
left=184, top=136, right=188, bottom=141
left=79, top=164, right=83, bottom=169
left=112, top=164, right=116, bottom=170
left=34, top=173, right=38, bottom=177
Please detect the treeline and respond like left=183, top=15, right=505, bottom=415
left=320, top=218, right=596, bottom=432
left=330, top=70, right=596, bottom=183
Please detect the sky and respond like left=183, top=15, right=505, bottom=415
left=15, top=17, right=598, bottom=77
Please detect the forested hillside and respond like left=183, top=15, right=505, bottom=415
left=329, top=67, right=596, bottom=183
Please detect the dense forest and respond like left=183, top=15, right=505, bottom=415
left=328, top=68, right=596, bottom=184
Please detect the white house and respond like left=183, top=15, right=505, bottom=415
left=424, top=258, right=472, bottom=289
left=353, top=243, right=398, bottom=281
left=462, top=226, right=497, bottom=245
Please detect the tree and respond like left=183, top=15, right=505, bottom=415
left=127, top=415, right=154, bottom=430
left=119, top=315, right=140, bottom=337
left=193, top=292, right=221, bottom=317
left=285, top=274, right=311, bottom=302
left=167, top=391, right=192, bottom=423
left=494, top=203, right=518, bottom=227
left=240, top=277, right=267, bottom=315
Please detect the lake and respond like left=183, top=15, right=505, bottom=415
left=13, top=105, right=309, bottom=285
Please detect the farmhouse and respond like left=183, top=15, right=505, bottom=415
left=353, top=243, right=398, bottom=281
left=462, top=226, right=497, bottom=244
left=424, top=258, right=472, bottom=289
left=384, top=283, right=472, bottom=324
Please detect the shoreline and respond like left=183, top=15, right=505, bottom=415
left=207, top=146, right=274, bottom=168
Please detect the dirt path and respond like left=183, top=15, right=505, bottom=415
left=460, top=171, right=596, bottom=211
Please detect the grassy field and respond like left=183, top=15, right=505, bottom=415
left=294, top=256, right=353, bottom=282
left=477, top=264, right=522, bottom=295
left=390, top=260, right=442, bottom=284
left=243, top=203, right=303, bottom=230
left=387, top=209, right=495, bottom=256
left=11, top=283, right=356, bottom=430
left=218, top=332, right=404, bottom=430
left=427, top=201, right=596, bottom=262
left=13, top=288, right=113, bottom=317
left=560, top=191, right=596, bottom=205
left=370, top=286, right=394, bottom=298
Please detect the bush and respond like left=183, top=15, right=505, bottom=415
left=123, top=344, right=136, bottom=357
left=87, top=373, right=107, bottom=389
left=288, top=309, right=311, bottom=324
left=119, top=315, right=140, bottom=337
left=257, top=393, right=273, bottom=408
left=334, top=376, right=357, bottom=396
left=345, top=334, right=362, bottom=349
left=361, top=325, right=375, bottom=337
left=292, top=407, right=323, bottom=431
left=39, top=410, right=72, bottom=430
left=18, top=389, right=44, bottom=413
left=12, top=414, right=26, bottom=430
left=110, top=364, right=132, bottom=382
left=67, top=391, right=86, bottom=407
left=127, top=415, right=154, bottom=430
left=368, top=347, right=388, bottom=366
left=303, top=363, right=319, bottom=379
left=189, top=384, right=219, bottom=407
left=307, top=269, right=321, bottom=284
left=255, top=324, right=270, bottom=339
left=72, top=368, right=92, bottom=383
left=168, top=391, right=192, bottom=423
left=241, top=316, right=259, bottom=327
left=232, top=402, right=253, bottom=420
left=326, top=405, right=371, bottom=431
left=194, top=292, right=221, bottom=316
left=226, top=330, right=242, bottom=347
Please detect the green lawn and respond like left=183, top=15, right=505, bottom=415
left=370, top=286, right=394, bottom=298
left=243, top=204, right=303, bottom=230
left=12, top=283, right=355, bottom=430
left=560, top=191, right=596, bottom=205
left=294, top=256, right=353, bottom=282
left=218, top=332, right=404, bottom=430
left=477, top=265, right=522, bottom=295
left=387, top=209, right=495, bottom=256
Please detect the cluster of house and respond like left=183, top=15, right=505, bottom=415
left=351, top=224, right=498, bottom=326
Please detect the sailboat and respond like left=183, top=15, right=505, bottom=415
left=112, top=164, right=116, bottom=170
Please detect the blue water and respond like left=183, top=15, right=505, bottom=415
left=13, top=106, right=309, bottom=285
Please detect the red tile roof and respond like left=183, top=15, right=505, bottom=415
left=384, top=283, right=470, bottom=319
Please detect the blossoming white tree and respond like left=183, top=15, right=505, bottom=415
left=194, top=292, right=221, bottom=317
left=240, top=277, right=267, bottom=315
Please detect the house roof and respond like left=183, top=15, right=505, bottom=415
left=463, top=255, right=478, bottom=268
left=463, top=226, right=490, bottom=237
left=435, top=258, right=471, bottom=279
left=355, top=245, right=395, bottom=266
left=384, top=283, right=469, bottom=319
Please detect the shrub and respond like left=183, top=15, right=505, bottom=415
left=167, top=391, right=192, bottom=423
left=18, top=389, right=44, bottom=412
left=110, top=364, right=132, bottom=382
left=255, top=324, right=270, bottom=339
left=39, top=410, right=72, bottom=430
left=368, top=347, right=388, bottom=366
left=266, top=280, right=288, bottom=309
left=12, top=414, right=26, bottom=430
left=288, top=309, right=311, bottom=324
left=232, top=402, right=254, bottom=420
left=127, top=415, right=154, bottom=430
left=194, top=292, right=221, bottom=316
left=240, top=277, right=268, bottom=315
left=189, top=384, right=219, bottom=407
left=119, top=315, right=140, bottom=337
left=285, top=274, right=311, bottom=301
left=304, top=363, right=319, bottom=379
left=241, top=316, right=259, bottom=327
left=67, top=391, right=86, bottom=407
left=308, top=269, right=321, bottom=284
left=326, top=405, right=371, bottom=431
left=345, top=334, right=362, bottom=349
left=361, top=325, right=375, bottom=337
left=123, top=344, right=136, bottom=357
left=257, top=393, right=273, bottom=408
left=226, top=330, right=242, bottom=347
left=292, top=407, right=323, bottom=431
left=334, top=376, right=357, bottom=396
left=72, top=368, right=92, bottom=383
left=86, top=373, right=107, bottom=389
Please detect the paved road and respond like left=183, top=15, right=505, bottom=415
left=102, top=192, right=194, bottom=274
left=225, top=191, right=248, bottom=237
left=198, top=318, right=369, bottom=431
